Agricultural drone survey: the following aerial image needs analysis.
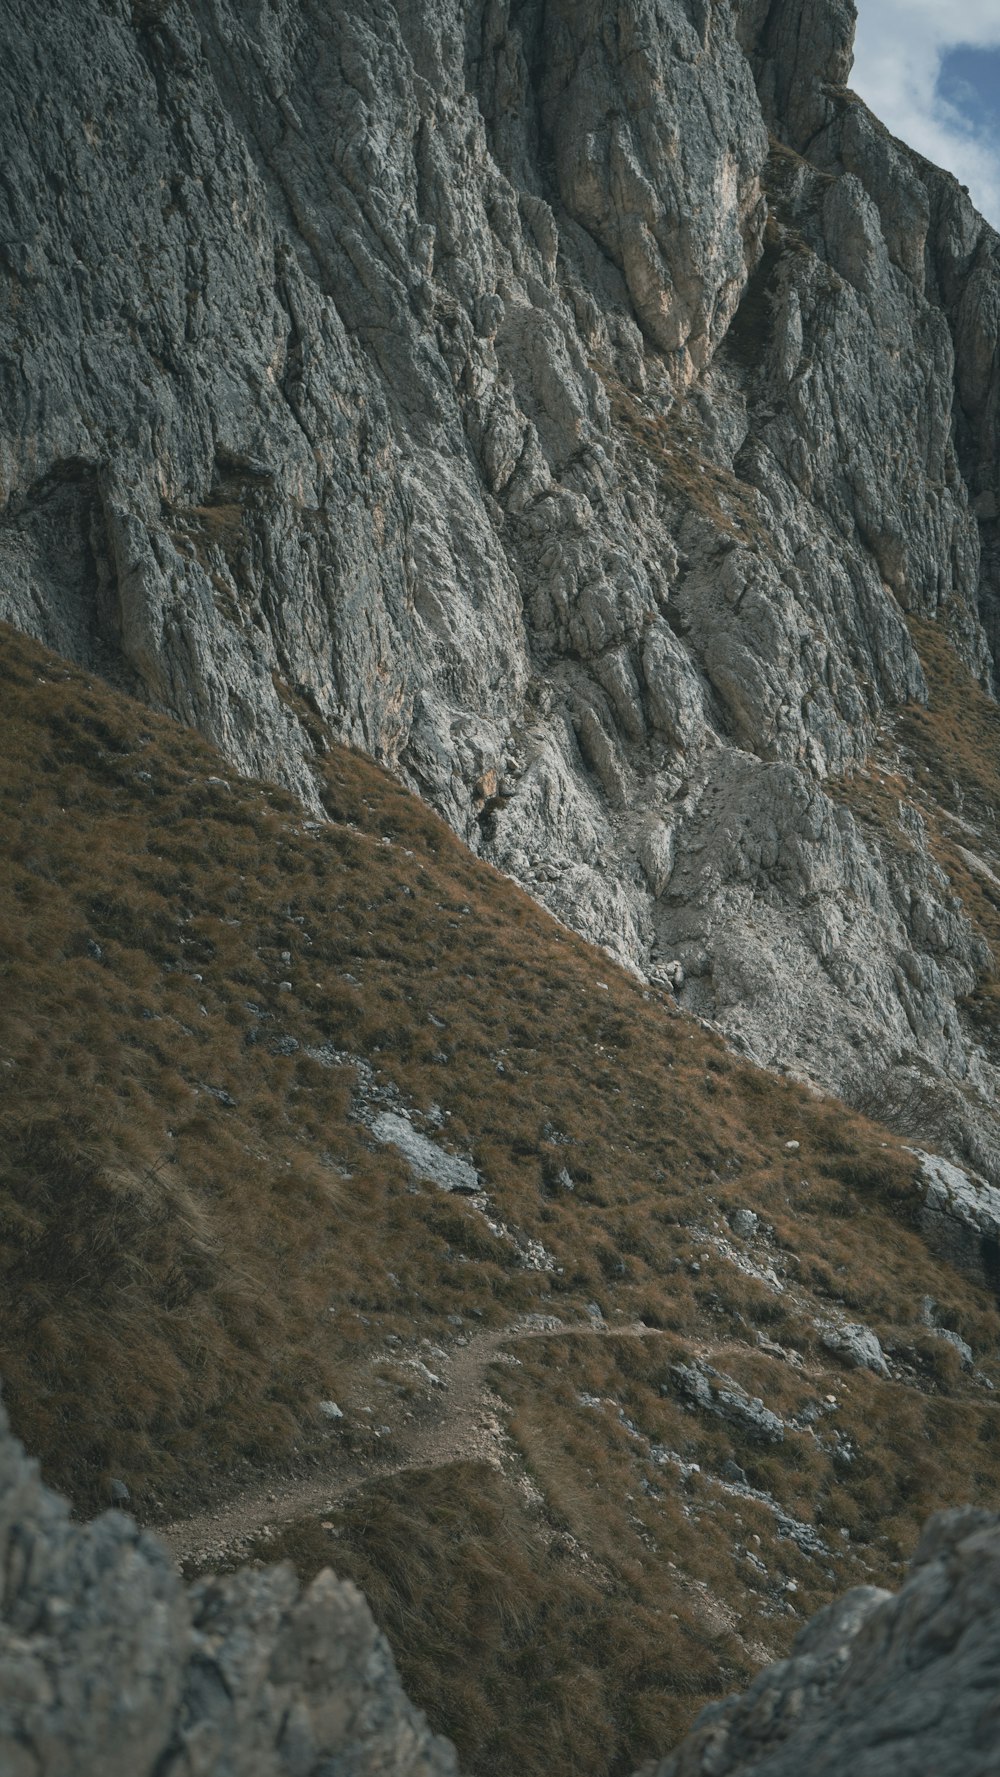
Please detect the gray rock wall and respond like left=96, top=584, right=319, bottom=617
left=646, top=1506, right=1000, bottom=1777
left=3, top=0, right=1000, bottom=1174
left=0, top=1401, right=458, bottom=1776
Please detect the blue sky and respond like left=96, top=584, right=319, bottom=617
left=851, top=1, right=1000, bottom=226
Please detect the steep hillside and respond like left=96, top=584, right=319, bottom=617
left=3, top=0, right=1000, bottom=1177
left=5, top=622, right=1000, bottom=1775
left=651, top=1505, right=1000, bottom=1777
left=0, top=1396, right=459, bottom=1777
left=5, top=3, right=1000, bottom=1770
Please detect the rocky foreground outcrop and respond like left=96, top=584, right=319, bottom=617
left=3, top=0, right=1000, bottom=1180
left=5, top=1400, right=1000, bottom=1776
left=648, top=1507, right=1000, bottom=1777
left=0, top=1403, right=457, bottom=1776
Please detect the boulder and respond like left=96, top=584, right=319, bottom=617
left=0, top=1402, right=457, bottom=1777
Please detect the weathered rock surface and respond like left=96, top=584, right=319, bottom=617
left=3, top=1, right=1000, bottom=1177
left=370, top=1110, right=480, bottom=1194
left=816, top=1320, right=890, bottom=1379
left=0, top=1401, right=458, bottom=1776
left=911, top=1147, right=1000, bottom=1291
left=668, top=1361, right=787, bottom=1442
left=644, top=1506, right=1000, bottom=1777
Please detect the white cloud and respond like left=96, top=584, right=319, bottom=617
left=851, top=0, right=1000, bottom=225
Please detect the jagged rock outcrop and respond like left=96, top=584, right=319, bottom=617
left=0, top=1401, right=458, bottom=1776
left=3, top=0, right=1000, bottom=1177
left=645, top=1506, right=1000, bottom=1777
left=913, top=1147, right=1000, bottom=1290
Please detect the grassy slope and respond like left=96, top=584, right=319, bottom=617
left=897, top=617, right=1000, bottom=1057
left=4, top=620, right=1000, bottom=1776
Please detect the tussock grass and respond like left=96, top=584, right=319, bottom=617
left=5, top=619, right=1000, bottom=1777
left=250, top=1461, right=737, bottom=1777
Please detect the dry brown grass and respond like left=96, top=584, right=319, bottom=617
left=605, top=376, right=771, bottom=549
left=247, top=1459, right=739, bottom=1777
left=5, top=619, right=1000, bottom=1777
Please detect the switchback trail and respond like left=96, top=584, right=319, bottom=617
left=160, top=1318, right=674, bottom=1571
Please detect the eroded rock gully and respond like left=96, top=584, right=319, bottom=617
left=3, top=0, right=1000, bottom=1173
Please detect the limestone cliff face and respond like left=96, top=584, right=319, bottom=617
left=2, top=0, right=1000, bottom=1173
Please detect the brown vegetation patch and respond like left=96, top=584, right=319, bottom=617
left=242, top=1459, right=753, bottom=1777
left=606, top=377, right=770, bottom=548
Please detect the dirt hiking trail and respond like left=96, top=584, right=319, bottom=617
left=161, top=1318, right=674, bottom=1570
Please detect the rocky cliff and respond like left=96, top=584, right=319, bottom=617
left=3, top=0, right=1000, bottom=1175
left=648, top=1504, right=1000, bottom=1776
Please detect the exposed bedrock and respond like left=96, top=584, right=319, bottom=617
left=2, top=0, right=1000, bottom=1172
left=0, top=1400, right=458, bottom=1776
left=647, top=1505, right=1000, bottom=1777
